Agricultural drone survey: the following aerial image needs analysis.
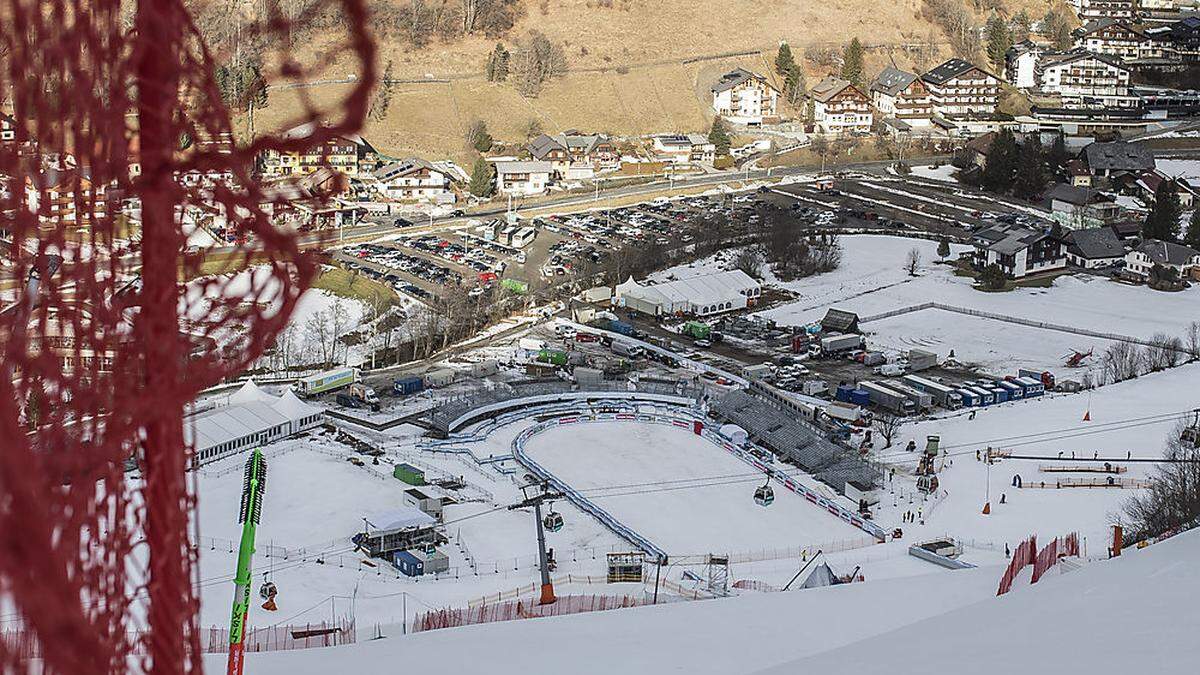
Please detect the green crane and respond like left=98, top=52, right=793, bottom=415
left=226, top=449, right=267, bottom=675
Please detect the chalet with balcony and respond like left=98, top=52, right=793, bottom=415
left=494, top=160, right=553, bottom=197
left=920, top=59, right=1001, bottom=120
left=527, top=132, right=619, bottom=180
left=972, top=223, right=1066, bottom=279
left=1046, top=183, right=1122, bottom=228
left=1035, top=50, right=1137, bottom=109
left=372, top=158, right=456, bottom=204
left=810, top=77, right=873, bottom=135
left=1071, top=0, right=1136, bottom=22
left=1081, top=140, right=1155, bottom=179
left=1124, top=239, right=1200, bottom=280
left=260, top=123, right=379, bottom=179
left=710, top=68, right=781, bottom=126
left=652, top=134, right=716, bottom=165
left=869, top=67, right=933, bottom=128
left=1072, top=19, right=1148, bottom=60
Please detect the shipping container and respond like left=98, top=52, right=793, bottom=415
left=682, top=321, right=711, bottom=340
left=742, top=364, right=774, bottom=380
left=820, top=333, right=864, bottom=354
left=537, top=349, right=569, bottom=366
left=1014, top=376, right=1044, bottom=397
left=885, top=381, right=934, bottom=411
left=956, top=389, right=980, bottom=407
left=471, top=359, right=500, bottom=377
left=965, top=386, right=995, bottom=406
left=902, top=374, right=964, bottom=410
left=859, top=381, right=917, bottom=415
left=609, top=320, right=635, bottom=336
left=996, top=380, right=1024, bottom=400
left=393, top=376, right=424, bottom=396
left=424, top=369, right=456, bottom=388
left=1018, top=368, right=1056, bottom=390
left=393, top=462, right=426, bottom=486
left=392, top=550, right=425, bottom=577
left=908, top=349, right=938, bottom=372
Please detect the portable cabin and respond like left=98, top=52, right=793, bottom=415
left=997, top=380, right=1024, bottom=400
left=393, top=550, right=425, bottom=577
left=988, top=386, right=1009, bottom=403
left=424, top=368, right=457, bottom=388
left=393, top=462, right=426, bottom=486
left=956, top=389, right=980, bottom=407
left=966, top=386, right=995, bottom=406
left=1015, top=376, right=1044, bottom=397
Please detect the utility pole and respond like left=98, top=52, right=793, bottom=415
left=508, top=483, right=563, bottom=605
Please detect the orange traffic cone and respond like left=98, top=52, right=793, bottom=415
left=1082, top=410, right=1091, bottom=422
left=982, top=502, right=991, bottom=515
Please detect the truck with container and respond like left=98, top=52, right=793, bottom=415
left=294, top=367, right=360, bottom=397
left=885, top=381, right=934, bottom=412
left=902, top=374, right=963, bottom=410
left=820, top=333, right=865, bottom=356
left=907, top=349, right=938, bottom=372
left=1018, top=368, right=1056, bottom=390
left=742, top=363, right=774, bottom=381
left=956, top=389, right=980, bottom=407
left=859, top=381, right=917, bottom=415
left=611, top=340, right=644, bottom=358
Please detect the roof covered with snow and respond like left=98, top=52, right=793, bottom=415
left=617, top=270, right=759, bottom=308
left=184, top=385, right=321, bottom=451
left=367, top=507, right=437, bottom=534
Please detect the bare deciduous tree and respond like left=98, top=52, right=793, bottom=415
left=904, top=247, right=922, bottom=276
left=1103, top=341, right=1144, bottom=383
left=1146, top=333, right=1184, bottom=372
left=874, top=412, right=902, bottom=449
left=1122, top=421, right=1200, bottom=542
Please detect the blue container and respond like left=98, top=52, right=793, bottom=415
left=990, top=387, right=1009, bottom=403
left=610, top=320, right=634, bottom=336
left=393, top=376, right=424, bottom=396
left=957, top=389, right=979, bottom=407
left=393, top=550, right=425, bottom=577
left=849, top=388, right=871, bottom=406
left=835, top=384, right=856, bottom=403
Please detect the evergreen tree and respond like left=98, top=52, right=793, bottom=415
left=1185, top=208, right=1200, bottom=250
left=1046, top=133, right=1070, bottom=175
left=985, top=15, right=1012, bottom=73
left=775, top=42, right=796, bottom=78
left=1013, top=136, right=1046, bottom=200
left=981, top=129, right=1019, bottom=193
left=980, top=263, right=1007, bottom=290
left=1012, top=10, right=1033, bottom=42
left=783, top=64, right=806, bottom=107
left=469, top=157, right=495, bottom=198
left=467, top=120, right=493, bottom=153
left=804, top=99, right=816, bottom=126
left=937, top=238, right=951, bottom=260
left=708, top=116, right=732, bottom=156
left=486, top=43, right=510, bottom=82
left=841, top=38, right=865, bottom=87
left=1144, top=179, right=1182, bottom=241
left=1043, top=6, right=1074, bottom=51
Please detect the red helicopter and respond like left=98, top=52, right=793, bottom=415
left=1064, top=347, right=1094, bottom=368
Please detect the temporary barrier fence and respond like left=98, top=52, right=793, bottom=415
left=414, top=595, right=646, bottom=633
left=997, top=535, right=1038, bottom=596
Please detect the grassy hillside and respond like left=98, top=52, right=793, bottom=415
left=244, top=0, right=1051, bottom=161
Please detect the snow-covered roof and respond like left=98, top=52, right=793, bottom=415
left=617, top=270, right=759, bottom=308
left=229, top=379, right=272, bottom=405
left=367, top=507, right=437, bottom=534
left=184, top=385, right=321, bottom=451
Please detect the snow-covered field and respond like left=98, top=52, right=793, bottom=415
left=908, top=164, right=959, bottom=183
left=754, top=235, right=1200, bottom=374
left=522, top=422, right=865, bottom=554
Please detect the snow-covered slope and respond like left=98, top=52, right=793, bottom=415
left=755, top=528, right=1200, bottom=674
left=207, top=529, right=1199, bottom=674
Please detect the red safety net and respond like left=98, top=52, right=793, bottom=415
left=413, top=595, right=648, bottom=634
left=0, top=1, right=374, bottom=672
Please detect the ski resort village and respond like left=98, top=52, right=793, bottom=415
left=5, top=1, right=1200, bottom=674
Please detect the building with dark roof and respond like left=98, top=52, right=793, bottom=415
left=971, top=223, right=1066, bottom=278
left=1034, top=49, right=1137, bottom=109
left=710, top=68, right=780, bottom=125
left=920, top=59, right=1001, bottom=120
left=1064, top=226, right=1127, bottom=268
left=1081, top=140, right=1156, bottom=177
left=1073, top=18, right=1148, bottom=60
left=869, top=67, right=933, bottom=129
left=1047, top=183, right=1122, bottom=228
left=1124, top=239, right=1200, bottom=279
left=810, top=77, right=872, bottom=135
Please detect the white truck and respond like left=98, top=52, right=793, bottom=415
left=611, top=340, right=644, bottom=358
left=294, top=367, right=360, bottom=397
